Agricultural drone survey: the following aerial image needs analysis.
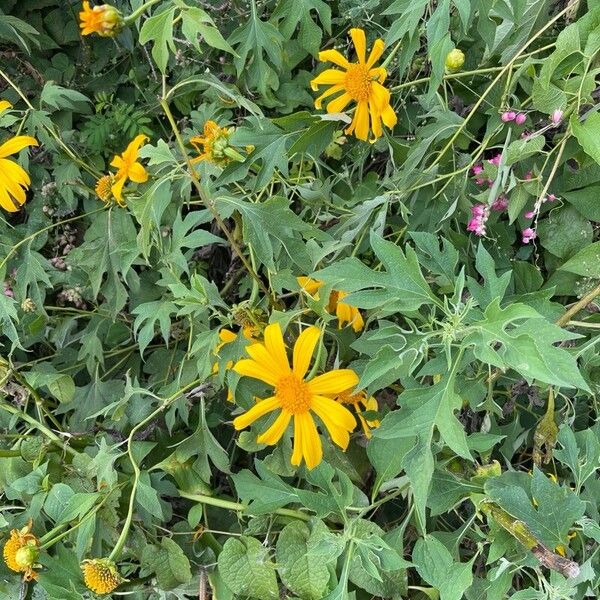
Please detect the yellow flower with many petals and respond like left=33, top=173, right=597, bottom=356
left=298, top=277, right=364, bottom=332
left=232, top=322, right=358, bottom=469
left=334, top=388, right=379, bottom=438
left=81, top=558, right=124, bottom=594
left=104, top=134, right=149, bottom=206
left=190, top=121, right=244, bottom=166
left=79, top=2, right=123, bottom=37
left=3, top=520, right=40, bottom=581
left=311, top=28, right=397, bottom=142
left=0, top=126, right=38, bottom=212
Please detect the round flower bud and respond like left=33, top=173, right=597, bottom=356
left=514, top=113, right=527, bottom=125
left=445, top=48, right=465, bottom=71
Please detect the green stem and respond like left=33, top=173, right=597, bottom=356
left=178, top=491, right=310, bottom=522
left=124, top=0, right=164, bottom=25
left=108, top=378, right=205, bottom=562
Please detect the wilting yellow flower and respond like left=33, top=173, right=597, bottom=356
left=108, top=134, right=149, bottom=205
left=298, top=277, right=364, bottom=332
left=3, top=520, right=40, bottom=581
left=0, top=132, right=38, bottom=213
left=334, top=388, right=379, bottom=438
left=232, top=322, right=358, bottom=469
left=81, top=558, right=124, bottom=594
left=311, top=28, right=397, bottom=142
left=190, top=121, right=244, bottom=166
left=79, top=2, right=123, bottom=37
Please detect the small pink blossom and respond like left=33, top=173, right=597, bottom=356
left=501, top=111, right=516, bottom=122
left=492, top=195, right=508, bottom=211
left=467, top=204, right=490, bottom=236
left=524, top=210, right=535, bottom=218
left=524, top=171, right=533, bottom=180
left=515, top=113, right=527, bottom=125
left=488, top=154, right=502, bottom=167
left=546, top=193, right=557, bottom=202
left=551, top=110, right=563, bottom=125
left=472, top=164, right=483, bottom=175
left=522, top=227, right=537, bottom=244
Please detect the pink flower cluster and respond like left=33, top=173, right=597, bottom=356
left=467, top=204, right=490, bottom=236
left=501, top=111, right=527, bottom=125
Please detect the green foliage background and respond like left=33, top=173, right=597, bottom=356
left=0, top=0, right=599, bottom=598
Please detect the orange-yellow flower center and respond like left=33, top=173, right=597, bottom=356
left=276, top=375, right=312, bottom=414
left=344, top=64, right=372, bottom=101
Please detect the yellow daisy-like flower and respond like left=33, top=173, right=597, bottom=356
left=335, top=388, right=380, bottom=438
left=298, top=277, right=364, bottom=332
left=311, top=28, right=397, bottom=142
left=0, top=131, right=38, bottom=213
left=3, top=520, right=40, bottom=581
left=81, top=558, right=124, bottom=595
left=190, top=121, right=244, bottom=166
left=232, top=322, right=359, bottom=469
left=79, top=2, right=123, bottom=37
left=108, top=134, right=149, bottom=205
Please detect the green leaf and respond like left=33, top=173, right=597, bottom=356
left=505, top=135, right=545, bottom=166
left=538, top=206, right=593, bottom=258
left=484, top=468, right=585, bottom=549
left=315, top=232, right=438, bottom=313
left=43, top=483, right=74, bottom=522
left=139, top=8, right=177, bottom=73
left=40, top=82, right=90, bottom=112
left=554, top=425, right=600, bottom=489
left=180, top=7, right=236, bottom=55
left=218, top=536, right=279, bottom=600
left=412, top=536, right=475, bottom=600
left=571, top=112, right=600, bottom=165
left=270, top=0, right=332, bottom=55
left=467, top=243, right=511, bottom=308
left=559, top=240, right=600, bottom=278
left=409, top=232, right=458, bottom=287
left=275, top=520, right=335, bottom=599
left=143, top=537, right=193, bottom=590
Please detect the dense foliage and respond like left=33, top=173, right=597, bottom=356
left=1, top=0, right=599, bottom=598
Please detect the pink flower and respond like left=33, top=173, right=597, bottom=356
left=515, top=113, right=527, bottom=125
left=467, top=204, right=490, bottom=236
left=551, top=110, right=563, bottom=125
left=492, top=195, right=508, bottom=211
left=472, top=164, right=483, bottom=175
left=522, top=227, right=537, bottom=244
left=501, top=111, right=516, bottom=122
left=546, top=193, right=557, bottom=202
left=524, top=171, right=533, bottom=180
left=524, top=210, right=535, bottom=218
left=488, top=154, right=502, bottom=167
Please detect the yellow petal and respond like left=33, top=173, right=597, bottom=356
left=311, top=402, right=351, bottom=449
left=370, top=81, right=391, bottom=111
left=381, top=103, right=398, bottom=128
left=308, top=369, right=358, bottom=395
left=219, top=329, right=238, bottom=344
left=352, top=101, right=370, bottom=141
left=369, top=66, right=387, bottom=83
left=312, top=395, right=357, bottom=431
left=318, top=49, right=350, bottom=69
left=300, top=413, right=323, bottom=469
left=350, top=28, right=367, bottom=64
left=310, top=69, right=346, bottom=90
left=110, top=155, right=124, bottom=170
left=246, top=342, right=289, bottom=380
left=297, top=276, right=323, bottom=296
left=122, top=134, right=149, bottom=163
left=127, top=162, right=148, bottom=183
left=327, top=92, right=352, bottom=114
left=291, top=414, right=303, bottom=466
left=263, top=323, right=291, bottom=375
left=366, top=39, right=385, bottom=69
left=233, top=358, right=279, bottom=387
left=0, top=183, right=19, bottom=212
left=257, top=410, right=291, bottom=445
left=233, top=396, right=280, bottom=430
left=314, top=85, right=344, bottom=110
left=111, top=175, right=126, bottom=204
left=337, top=300, right=364, bottom=331
left=292, top=326, right=320, bottom=379
left=0, top=136, right=38, bottom=159
left=0, top=100, right=12, bottom=114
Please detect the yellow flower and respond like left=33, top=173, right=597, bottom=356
left=79, top=2, right=123, bottom=37
left=445, top=48, right=465, bottom=71
left=81, top=558, right=123, bottom=595
left=335, top=388, right=379, bottom=438
left=3, top=520, right=40, bottom=581
left=310, top=28, right=397, bottom=142
left=298, top=277, right=364, bottom=332
left=0, top=100, right=12, bottom=114
left=232, top=322, right=358, bottom=469
left=95, top=174, right=114, bottom=202
left=190, top=121, right=244, bottom=166
left=0, top=133, right=38, bottom=212
left=108, top=134, right=149, bottom=205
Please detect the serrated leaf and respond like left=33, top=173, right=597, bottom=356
left=139, top=8, right=177, bottom=73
